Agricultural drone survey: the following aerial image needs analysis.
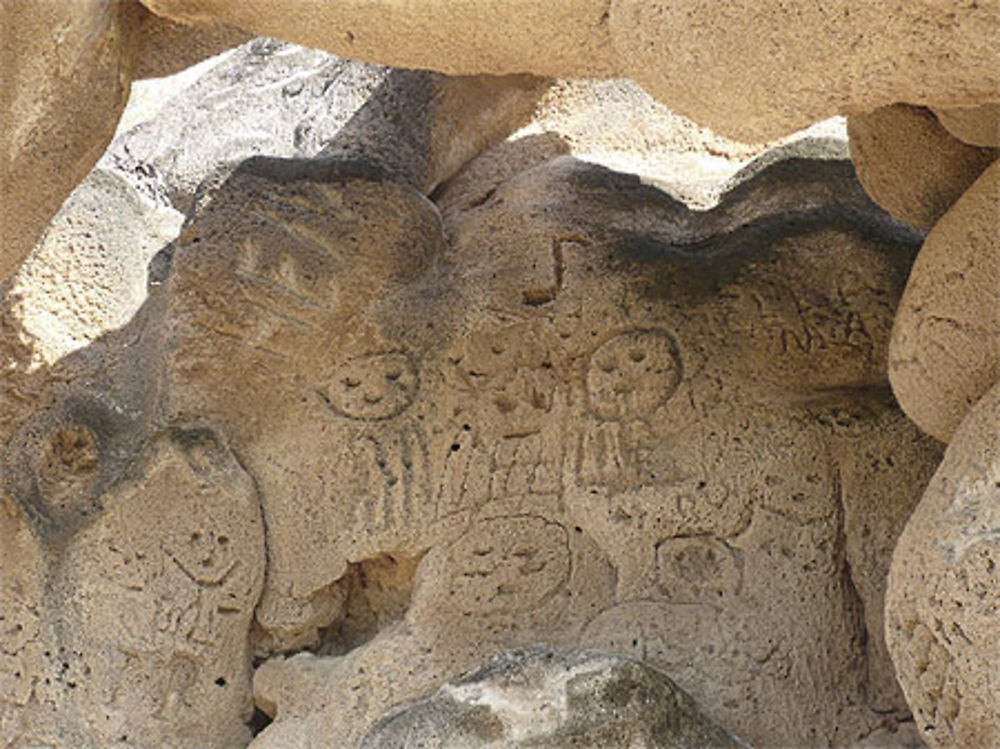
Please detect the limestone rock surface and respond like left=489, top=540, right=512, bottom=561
left=133, top=10, right=251, bottom=80
left=140, top=0, right=619, bottom=79
left=889, top=159, right=1000, bottom=442
left=111, top=38, right=545, bottom=214
left=0, top=39, right=958, bottom=748
left=9, top=168, right=183, bottom=365
left=610, top=0, right=1000, bottom=141
left=513, top=79, right=848, bottom=209
left=848, top=105, right=997, bottom=231
left=933, top=103, right=1000, bottom=148
left=0, top=0, right=140, bottom=279
left=0, top=425, right=266, bottom=749
left=177, top=152, right=945, bottom=748
left=359, top=648, right=748, bottom=748
left=886, top=381, right=1000, bottom=748
left=143, top=0, right=1000, bottom=141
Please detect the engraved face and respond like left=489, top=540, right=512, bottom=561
left=656, top=536, right=742, bottom=603
left=454, top=319, right=562, bottom=438
left=442, top=516, right=570, bottom=615
left=586, top=330, right=682, bottom=421
left=323, top=352, right=419, bottom=421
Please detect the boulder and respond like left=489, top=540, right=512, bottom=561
left=140, top=0, right=618, bottom=78
left=886, top=381, right=1000, bottom=748
left=142, top=0, right=1000, bottom=141
left=610, top=0, right=1000, bottom=141
left=847, top=105, right=997, bottom=231
left=0, top=0, right=141, bottom=279
left=110, top=38, right=545, bottom=213
left=360, top=648, right=749, bottom=748
left=154, top=153, right=944, bottom=748
left=889, top=159, right=1000, bottom=441
left=933, top=103, right=1000, bottom=148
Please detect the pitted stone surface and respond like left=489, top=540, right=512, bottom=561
left=141, top=153, right=938, bottom=748
left=1, top=0, right=141, bottom=279
left=889, top=159, right=1000, bottom=442
left=887, top=382, right=1000, bottom=749
left=359, top=648, right=749, bottom=748
left=848, top=104, right=997, bottom=231
left=0, top=428, right=265, bottom=749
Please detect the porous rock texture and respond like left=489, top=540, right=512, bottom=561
left=847, top=105, right=998, bottom=232
left=142, top=0, right=1000, bottom=141
left=932, top=103, right=1000, bottom=148
left=7, top=38, right=544, bottom=368
left=886, top=381, right=1000, bottom=749
left=0, top=0, right=141, bottom=280
left=4, top=23, right=995, bottom=749
left=889, top=159, right=1000, bottom=442
left=358, top=648, right=748, bottom=748
left=1, top=118, right=943, bottom=745
left=157, top=150, right=935, bottom=747
left=110, top=38, right=545, bottom=213
left=9, top=167, right=184, bottom=366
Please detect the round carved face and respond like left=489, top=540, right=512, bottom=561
left=586, top=329, right=682, bottom=421
left=323, top=352, right=419, bottom=421
left=451, top=318, right=563, bottom=437
left=441, top=516, right=570, bottom=616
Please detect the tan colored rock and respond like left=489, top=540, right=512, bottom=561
left=610, top=1, right=1000, bottom=142
left=0, top=0, right=140, bottom=279
left=933, top=103, right=1000, bottom=148
left=360, top=648, right=749, bottom=748
left=886, top=381, right=1000, bottom=749
left=143, top=0, right=1000, bottom=142
left=147, top=152, right=941, bottom=746
left=9, top=168, right=184, bottom=365
left=162, top=162, right=449, bottom=649
left=848, top=105, right=997, bottom=231
left=1, top=420, right=265, bottom=748
left=141, top=0, right=619, bottom=78
left=0, top=495, right=51, bottom=745
left=890, top=159, right=1000, bottom=442
left=133, top=10, right=251, bottom=80
left=57, top=432, right=265, bottom=748
left=511, top=79, right=848, bottom=209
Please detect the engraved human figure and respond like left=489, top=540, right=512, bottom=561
left=439, top=314, right=567, bottom=517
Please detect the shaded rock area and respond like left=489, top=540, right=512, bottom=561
left=2, top=14, right=998, bottom=749
left=847, top=105, right=997, bottom=232
left=360, top=648, right=749, bottom=748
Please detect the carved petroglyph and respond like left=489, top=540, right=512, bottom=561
left=321, top=351, right=419, bottom=422
left=585, top=329, right=683, bottom=421
left=437, top=515, right=571, bottom=616
left=0, top=154, right=939, bottom=748
left=656, top=535, right=743, bottom=603
left=347, top=425, right=432, bottom=531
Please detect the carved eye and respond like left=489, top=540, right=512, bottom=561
left=385, top=370, right=402, bottom=382
left=342, top=377, right=361, bottom=389
left=629, top=349, right=647, bottom=363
